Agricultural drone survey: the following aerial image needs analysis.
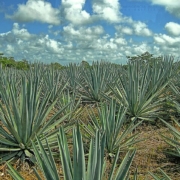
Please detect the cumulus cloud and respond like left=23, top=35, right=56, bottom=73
left=115, top=21, right=152, bottom=36
left=1, top=22, right=174, bottom=65
left=132, top=43, right=151, bottom=54
left=115, top=25, right=133, bottom=35
left=0, top=22, right=131, bottom=64
left=12, top=23, right=33, bottom=40
left=114, top=37, right=127, bottom=45
left=92, top=0, right=122, bottom=23
left=149, top=0, right=180, bottom=18
left=0, top=23, right=34, bottom=44
left=6, top=45, right=15, bottom=54
left=63, top=25, right=104, bottom=40
left=0, top=23, right=65, bottom=62
left=62, top=0, right=91, bottom=25
left=44, top=35, right=64, bottom=54
left=62, top=25, right=106, bottom=52
left=133, top=21, right=152, bottom=36
left=121, top=27, right=133, bottom=35
left=165, top=22, right=180, bottom=36
left=154, top=33, right=180, bottom=48
left=6, top=0, right=60, bottom=25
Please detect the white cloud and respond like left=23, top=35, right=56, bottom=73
left=63, top=25, right=104, bottom=40
left=0, top=23, right=65, bottom=62
left=133, top=21, right=152, bottom=36
left=6, top=45, right=14, bottom=54
left=12, top=23, right=32, bottom=40
left=121, top=27, right=133, bottom=35
left=0, top=23, right=131, bottom=64
left=114, top=37, right=127, bottom=45
left=115, top=21, right=152, bottom=36
left=165, top=22, right=180, bottom=36
left=149, top=0, right=180, bottom=18
left=6, top=0, right=60, bottom=25
left=154, top=33, right=180, bottom=47
left=45, top=35, right=64, bottom=54
left=92, top=0, right=122, bottom=23
left=62, top=0, right=91, bottom=25
left=0, top=23, right=34, bottom=44
left=115, top=25, right=133, bottom=35
left=132, top=43, right=151, bottom=54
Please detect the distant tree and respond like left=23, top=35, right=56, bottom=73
left=126, top=51, right=163, bottom=65
left=0, top=55, right=16, bottom=68
left=50, top=62, right=65, bottom=70
left=15, top=60, right=30, bottom=70
left=81, top=60, right=91, bottom=68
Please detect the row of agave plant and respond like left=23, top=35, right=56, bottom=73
left=0, top=57, right=180, bottom=179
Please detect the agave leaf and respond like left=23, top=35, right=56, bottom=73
left=160, top=118, right=180, bottom=158
left=159, top=168, right=172, bottom=180
left=113, top=149, right=136, bottom=180
left=73, top=124, right=86, bottom=180
left=132, top=167, right=138, bottom=180
left=160, top=133, right=180, bottom=147
left=32, top=168, right=43, bottom=180
left=32, top=138, right=60, bottom=180
left=160, top=118, right=180, bottom=137
left=149, top=168, right=172, bottom=180
left=6, top=163, right=24, bottom=180
left=87, top=131, right=106, bottom=180
left=0, top=152, right=20, bottom=163
left=148, top=172, right=162, bottom=180
left=57, top=127, right=73, bottom=180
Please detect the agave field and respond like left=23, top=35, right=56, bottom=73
left=0, top=57, right=180, bottom=179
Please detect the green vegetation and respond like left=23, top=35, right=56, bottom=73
left=0, top=52, right=180, bottom=179
left=85, top=99, right=142, bottom=154
left=7, top=126, right=137, bottom=180
left=0, top=53, right=65, bottom=70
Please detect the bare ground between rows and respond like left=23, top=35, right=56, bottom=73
left=130, top=122, right=180, bottom=180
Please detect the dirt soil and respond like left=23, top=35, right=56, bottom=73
left=130, top=120, right=180, bottom=180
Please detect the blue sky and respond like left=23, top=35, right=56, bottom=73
left=0, top=0, right=180, bottom=64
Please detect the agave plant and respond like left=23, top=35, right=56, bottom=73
left=78, top=61, right=118, bottom=103
left=169, top=81, right=180, bottom=111
left=65, top=63, right=82, bottom=93
left=7, top=125, right=137, bottom=180
left=0, top=75, right=71, bottom=164
left=157, top=81, right=180, bottom=157
left=43, top=66, right=67, bottom=103
left=58, top=90, right=82, bottom=122
left=83, top=99, right=142, bottom=154
left=0, top=65, right=21, bottom=100
left=159, top=118, right=180, bottom=158
left=106, top=58, right=174, bottom=121
left=24, top=62, right=45, bottom=83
